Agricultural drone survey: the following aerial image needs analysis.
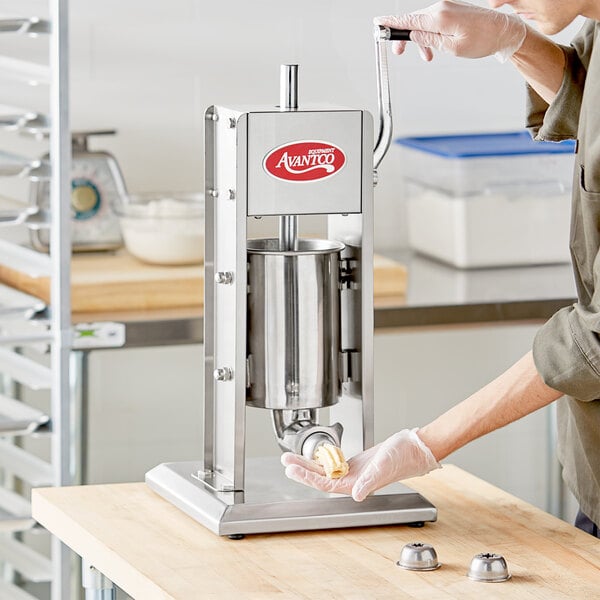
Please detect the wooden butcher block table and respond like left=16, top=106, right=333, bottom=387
left=0, top=250, right=407, bottom=314
left=32, top=465, right=600, bottom=599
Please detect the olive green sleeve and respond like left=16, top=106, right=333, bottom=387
left=526, top=20, right=595, bottom=142
left=533, top=305, right=600, bottom=401
left=529, top=21, right=600, bottom=401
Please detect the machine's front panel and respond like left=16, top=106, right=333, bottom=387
left=246, top=110, right=364, bottom=216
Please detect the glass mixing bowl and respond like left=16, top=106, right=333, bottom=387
left=114, top=192, right=204, bottom=265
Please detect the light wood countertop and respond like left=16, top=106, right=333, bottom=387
left=32, top=465, right=600, bottom=599
left=0, top=250, right=407, bottom=314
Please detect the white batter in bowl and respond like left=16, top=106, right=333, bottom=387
left=115, top=192, right=204, bottom=265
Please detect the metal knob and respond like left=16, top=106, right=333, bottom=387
left=215, top=271, right=234, bottom=285
left=467, top=553, right=511, bottom=582
left=213, top=367, right=233, bottom=381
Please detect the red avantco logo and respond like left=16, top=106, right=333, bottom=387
left=263, top=140, right=346, bottom=182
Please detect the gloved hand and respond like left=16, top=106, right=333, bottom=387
left=281, top=428, right=441, bottom=502
left=375, top=0, right=527, bottom=63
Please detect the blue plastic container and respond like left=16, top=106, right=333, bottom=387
left=395, top=131, right=575, bottom=268
left=395, top=131, right=575, bottom=196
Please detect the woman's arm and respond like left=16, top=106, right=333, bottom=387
left=283, top=351, right=563, bottom=501
left=417, top=351, right=563, bottom=461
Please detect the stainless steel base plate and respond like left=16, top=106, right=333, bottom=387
left=146, top=457, right=437, bottom=536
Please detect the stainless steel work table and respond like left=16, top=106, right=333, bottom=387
left=374, top=251, right=576, bottom=329
left=72, top=252, right=577, bottom=348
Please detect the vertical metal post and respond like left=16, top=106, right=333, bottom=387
left=279, top=64, right=298, bottom=111
left=328, top=112, right=375, bottom=457
left=278, top=65, right=300, bottom=405
left=546, top=402, right=564, bottom=517
left=203, top=108, right=216, bottom=476
left=70, top=350, right=88, bottom=486
left=278, top=215, right=297, bottom=252
left=204, top=107, right=248, bottom=490
left=278, top=64, right=298, bottom=252
left=49, top=0, right=72, bottom=598
left=82, top=561, right=116, bottom=600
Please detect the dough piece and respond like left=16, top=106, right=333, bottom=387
left=314, top=443, right=349, bottom=479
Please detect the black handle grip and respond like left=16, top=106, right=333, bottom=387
left=388, top=28, right=412, bottom=41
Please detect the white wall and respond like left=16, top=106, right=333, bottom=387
left=0, top=0, right=584, bottom=247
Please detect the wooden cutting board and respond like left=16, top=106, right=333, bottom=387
left=0, top=250, right=406, bottom=313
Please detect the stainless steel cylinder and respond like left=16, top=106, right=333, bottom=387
left=280, top=64, right=298, bottom=110
left=247, top=238, right=344, bottom=410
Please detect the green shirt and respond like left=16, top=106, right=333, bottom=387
left=527, top=19, right=600, bottom=525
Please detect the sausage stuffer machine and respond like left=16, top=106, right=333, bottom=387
left=146, top=27, right=437, bottom=536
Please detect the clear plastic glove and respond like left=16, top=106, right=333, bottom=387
left=281, top=428, right=441, bottom=502
left=375, top=0, right=527, bottom=63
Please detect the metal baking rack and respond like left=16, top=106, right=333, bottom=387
left=0, top=3, right=73, bottom=599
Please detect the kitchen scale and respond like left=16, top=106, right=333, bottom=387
left=29, top=129, right=126, bottom=252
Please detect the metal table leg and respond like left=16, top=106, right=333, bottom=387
left=546, top=401, right=564, bottom=518
left=71, top=350, right=89, bottom=487
left=82, top=560, right=115, bottom=600
left=71, top=350, right=89, bottom=598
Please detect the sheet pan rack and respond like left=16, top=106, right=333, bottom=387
left=0, top=3, right=72, bottom=599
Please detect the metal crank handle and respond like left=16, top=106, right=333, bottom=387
left=373, top=26, right=411, bottom=171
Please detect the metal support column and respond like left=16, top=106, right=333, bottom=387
left=49, top=0, right=73, bottom=598
left=81, top=561, right=116, bottom=600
